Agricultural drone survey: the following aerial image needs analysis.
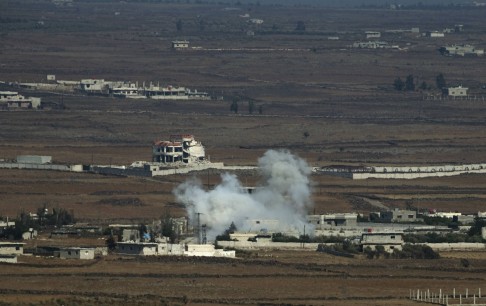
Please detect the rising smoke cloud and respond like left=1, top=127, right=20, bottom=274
left=173, top=150, right=314, bottom=239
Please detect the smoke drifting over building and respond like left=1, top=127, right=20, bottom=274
left=173, top=150, right=314, bottom=239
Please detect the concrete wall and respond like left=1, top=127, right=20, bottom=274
left=217, top=240, right=319, bottom=250
left=424, top=243, right=486, bottom=251
left=0, top=162, right=71, bottom=171
left=353, top=165, right=486, bottom=180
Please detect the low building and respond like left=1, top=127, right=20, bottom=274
left=16, top=155, right=52, bottom=164
left=360, top=232, right=403, bottom=252
left=0, top=242, right=25, bottom=255
left=117, top=242, right=159, bottom=256
left=249, top=18, right=263, bottom=24
left=0, top=254, right=17, bottom=263
left=380, top=208, right=416, bottom=223
left=0, top=91, right=41, bottom=109
left=59, top=247, right=95, bottom=260
left=365, top=31, right=381, bottom=39
left=172, top=40, right=189, bottom=49
left=79, top=79, right=107, bottom=94
left=184, top=244, right=235, bottom=257
left=122, top=229, right=141, bottom=242
left=445, top=86, right=468, bottom=97
left=426, top=31, right=445, bottom=38
left=308, top=213, right=358, bottom=228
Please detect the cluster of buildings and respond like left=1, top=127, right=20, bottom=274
left=439, top=44, right=484, bottom=57
left=78, top=79, right=210, bottom=100
left=3, top=75, right=211, bottom=101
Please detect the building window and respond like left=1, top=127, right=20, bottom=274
left=390, top=246, right=395, bottom=249
left=15, top=246, right=20, bottom=251
left=391, top=235, right=395, bottom=239
left=408, top=215, right=414, bottom=218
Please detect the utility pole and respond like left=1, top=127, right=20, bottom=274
left=195, top=212, right=202, bottom=244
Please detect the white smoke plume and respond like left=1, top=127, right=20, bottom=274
left=173, top=149, right=314, bottom=240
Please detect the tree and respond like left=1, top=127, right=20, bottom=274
left=419, top=81, right=428, bottom=90
left=468, top=217, right=486, bottom=238
left=161, top=211, right=177, bottom=243
left=216, top=222, right=237, bottom=241
left=176, top=19, right=183, bottom=31
left=230, top=97, right=239, bottom=114
left=106, top=233, right=117, bottom=252
left=436, top=73, right=447, bottom=89
left=295, top=21, right=306, bottom=31
left=248, top=100, right=255, bottom=114
left=393, top=77, right=404, bottom=91
left=405, top=74, right=415, bottom=91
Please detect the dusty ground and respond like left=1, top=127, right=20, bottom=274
left=1, top=1, right=486, bottom=305
left=0, top=249, right=485, bottom=305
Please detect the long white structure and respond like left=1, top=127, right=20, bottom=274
left=117, top=242, right=235, bottom=257
left=317, top=163, right=486, bottom=180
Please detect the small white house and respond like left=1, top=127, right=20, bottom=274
left=446, top=86, right=468, bottom=97
left=59, top=247, right=95, bottom=260
left=365, top=31, right=381, bottom=39
left=172, top=40, right=189, bottom=49
left=427, top=31, right=445, bottom=38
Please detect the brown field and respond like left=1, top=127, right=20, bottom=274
left=1, top=1, right=486, bottom=305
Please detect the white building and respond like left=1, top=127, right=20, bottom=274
left=0, top=91, right=41, bottom=109
left=59, top=247, right=96, bottom=260
left=446, top=86, right=468, bottom=97
left=249, top=18, right=263, bottom=24
left=380, top=208, right=416, bottom=223
left=152, top=134, right=205, bottom=164
left=308, top=213, right=358, bottom=228
left=0, top=242, right=25, bottom=255
left=360, top=233, right=403, bottom=252
left=172, top=40, right=189, bottom=49
left=0, top=254, right=17, bottom=263
left=79, top=79, right=107, bottom=94
left=365, top=31, right=381, bottom=39
left=16, top=155, right=52, bottom=164
left=184, top=244, right=235, bottom=257
left=426, top=31, right=445, bottom=38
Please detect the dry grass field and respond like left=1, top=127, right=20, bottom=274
left=1, top=1, right=486, bottom=305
